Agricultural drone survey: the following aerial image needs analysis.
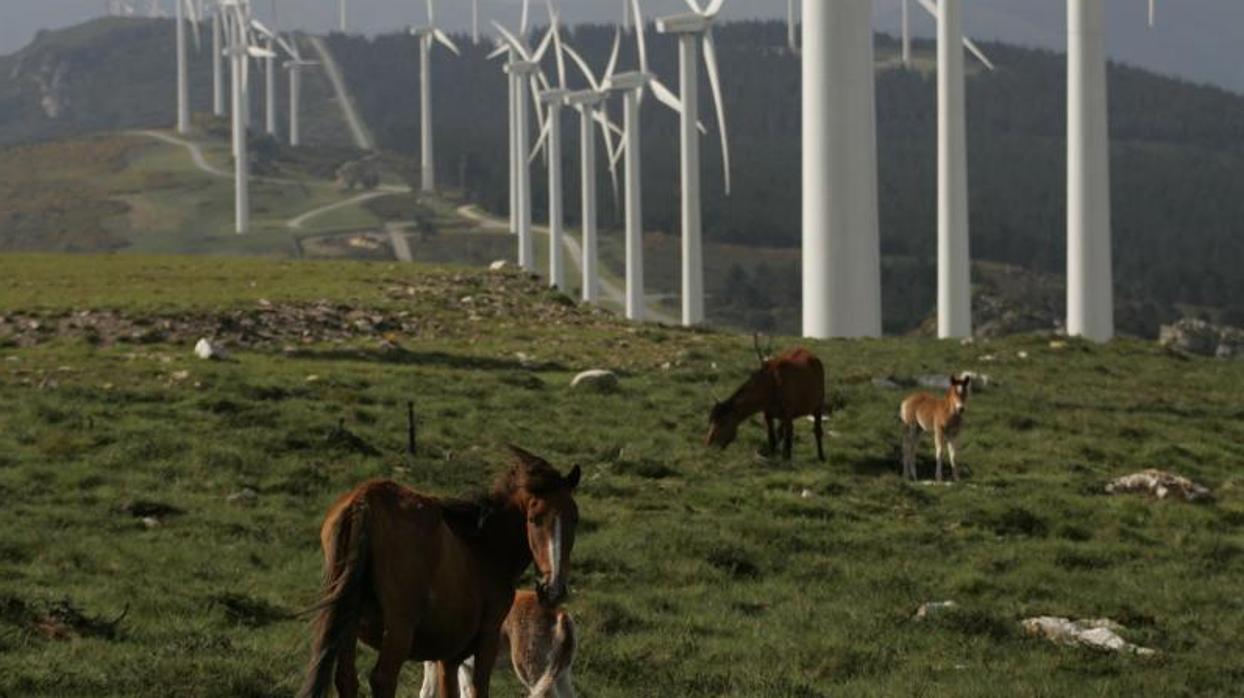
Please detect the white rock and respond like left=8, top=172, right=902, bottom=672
left=489, top=260, right=510, bottom=271
left=1106, top=469, right=1212, bottom=503
left=570, top=369, right=619, bottom=393
left=1022, top=616, right=1156, bottom=656
left=194, top=338, right=226, bottom=360
left=915, top=600, right=958, bottom=620
left=799, top=488, right=815, bottom=499
left=227, top=488, right=258, bottom=505
left=141, top=516, right=161, bottom=529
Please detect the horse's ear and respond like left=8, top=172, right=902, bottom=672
left=565, top=465, right=582, bottom=490
left=507, top=444, right=548, bottom=470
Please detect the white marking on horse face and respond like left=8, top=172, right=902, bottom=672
left=548, top=515, right=562, bottom=583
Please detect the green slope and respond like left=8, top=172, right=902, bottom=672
left=0, top=255, right=1241, bottom=696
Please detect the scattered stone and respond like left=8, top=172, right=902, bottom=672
left=799, top=488, right=815, bottom=499
left=1049, top=340, right=1068, bottom=351
left=170, top=370, right=190, bottom=382
left=1017, top=351, right=1030, bottom=360
left=571, top=369, right=619, bottom=393
left=871, top=377, right=899, bottom=390
left=227, top=488, right=258, bottom=506
left=915, top=601, right=958, bottom=620
left=489, top=260, right=510, bottom=271
left=1022, top=616, right=1157, bottom=656
left=1159, top=318, right=1244, bottom=359
left=194, top=338, right=226, bottom=360
left=1106, top=469, right=1212, bottom=503
left=141, top=516, right=161, bottom=529
left=515, top=352, right=534, bottom=368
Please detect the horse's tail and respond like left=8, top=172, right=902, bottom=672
left=530, top=610, right=576, bottom=697
left=298, top=499, right=369, bottom=698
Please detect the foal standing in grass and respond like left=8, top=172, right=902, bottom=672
left=706, top=335, right=827, bottom=461
left=420, top=589, right=576, bottom=697
left=900, top=374, right=972, bottom=482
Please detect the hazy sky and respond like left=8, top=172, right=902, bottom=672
left=3, top=1, right=1243, bottom=92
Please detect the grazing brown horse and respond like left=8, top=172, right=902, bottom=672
left=298, top=447, right=581, bottom=698
left=706, top=335, right=827, bottom=461
left=900, top=374, right=972, bottom=482
left=420, top=589, right=577, bottom=697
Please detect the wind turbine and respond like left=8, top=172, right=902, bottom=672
left=283, top=35, right=318, bottom=146
left=656, top=0, right=732, bottom=327
left=562, top=33, right=626, bottom=304
left=793, top=0, right=882, bottom=338
left=175, top=0, right=201, bottom=134
left=337, top=0, right=347, bottom=33
left=411, top=0, right=461, bottom=194
left=935, top=0, right=972, bottom=338
left=530, top=7, right=571, bottom=290
left=250, top=19, right=298, bottom=138
left=605, top=70, right=649, bottom=321
left=212, top=2, right=225, bottom=116
left=221, top=0, right=274, bottom=234
left=1066, top=0, right=1114, bottom=341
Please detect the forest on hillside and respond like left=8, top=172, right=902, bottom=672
left=1, top=19, right=1243, bottom=334
left=329, top=22, right=1244, bottom=334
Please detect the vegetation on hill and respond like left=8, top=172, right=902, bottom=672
left=3, top=19, right=1243, bottom=335
left=0, top=255, right=1242, bottom=696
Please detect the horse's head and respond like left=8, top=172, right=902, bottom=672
left=506, top=446, right=581, bottom=607
left=948, top=374, right=972, bottom=415
left=705, top=397, right=741, bottom=448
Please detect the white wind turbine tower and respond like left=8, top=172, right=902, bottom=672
left=486, top=0, right=533, bottom=238
left=283, top=36, right=318, bottom=146
left=212, top=2, right=226, bottom=116
left=251, top=19, right=298, bottom=137
left=792, top=0, right=882, bottom=338
left=411, top=0, right=462, bottom=194
left=221, top=0, right=275, bottom=234
left=1066, top=0, right=1114, bottom=341
left=529, top=6, right=572, bottom=290
left=175, top=0, right=201, bottom=134
left=337, top=0, right=347, bottom=32
left=930, top=0, right=995, bottom=339
left=657, top=0, right=732, bottom=327
left=562, top=33, right=626, bottom=304
left=492, top=18, right=558, bottom=272
left=600, top=0, right=691, bottom=322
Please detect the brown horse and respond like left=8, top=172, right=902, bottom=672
left=900, top=374, right=972, bottom=482
left=420, top=589, right=577, bottom=697
left=706, top=335, right=827, bottom=461
left=298, top=446, right=581, bottom=698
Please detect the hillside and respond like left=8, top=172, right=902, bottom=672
left=0, top=254, right=1242, bottom=696
left=2, top=19, right=1244, bottom=336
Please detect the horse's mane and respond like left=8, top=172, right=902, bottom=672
left=439, top=446, right=567, bottom=539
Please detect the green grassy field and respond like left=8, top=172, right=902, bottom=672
left=1, top=255, right=1242, bottom=697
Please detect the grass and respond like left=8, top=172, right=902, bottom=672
left=0, top=254, right=1242, bottom=696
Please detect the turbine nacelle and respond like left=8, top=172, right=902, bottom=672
left=564, top=90, right=606, bottom=107
left=539, top=88, right=570, bottom=105
left=655, top=12, right=712, bottom=35
left=605, top=71, right=649, bottom=93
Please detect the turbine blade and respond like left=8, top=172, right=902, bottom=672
left=787, top=0, right=799, bottom=54
left=649, top=77, right=683, bottom=115
left=472, top=0, right=479, bottom=44
left=532, top=22, right=556, bottom=63
left=487, top=41, right=510, bottom=61
left=520, top=0, right=530, bottom=34
left=434, top=29, right=460, bottom=56
left=530, top=115, right=551, bottom=165
left=426, top=0, right=435, bottom=26
left=551, top=14, right=566, bottom=88
left=604, top=28, right=621, bottom=83
left=561, top=43, right=600, bottom=92
left=702, top=28, right=731, bottom=194
left=491, top=21, right=532, bottom=61
left=701, top=0, right=725, bottom=17
left=632, top=0, right=647, bottom=74
left=963, top=36, right=995, bottom=71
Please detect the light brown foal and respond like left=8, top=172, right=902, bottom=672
left=899, top=374, right=972, bottom=482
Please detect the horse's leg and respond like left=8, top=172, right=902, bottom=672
left=948, top=439, right=960, bottom=481
left=334, top=634, right=360, bottom=698
left=813, top=411, right=826, bottom=463
left=555, top=669, right=576, bottom=698
left=418, top=661, right=438, bottom=698
left=471, top=623, right=504, bottom=698
left=934, top=429, right=945, bottom=483
left=458, top=658, right=476, bottom=698
left=369, top=611, right=416, bottom=698
left=438, top=660, right=462, bottom=698
left=764, top=412, right=777, bottom=455
left=782, top=419, right=794, bottom=460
